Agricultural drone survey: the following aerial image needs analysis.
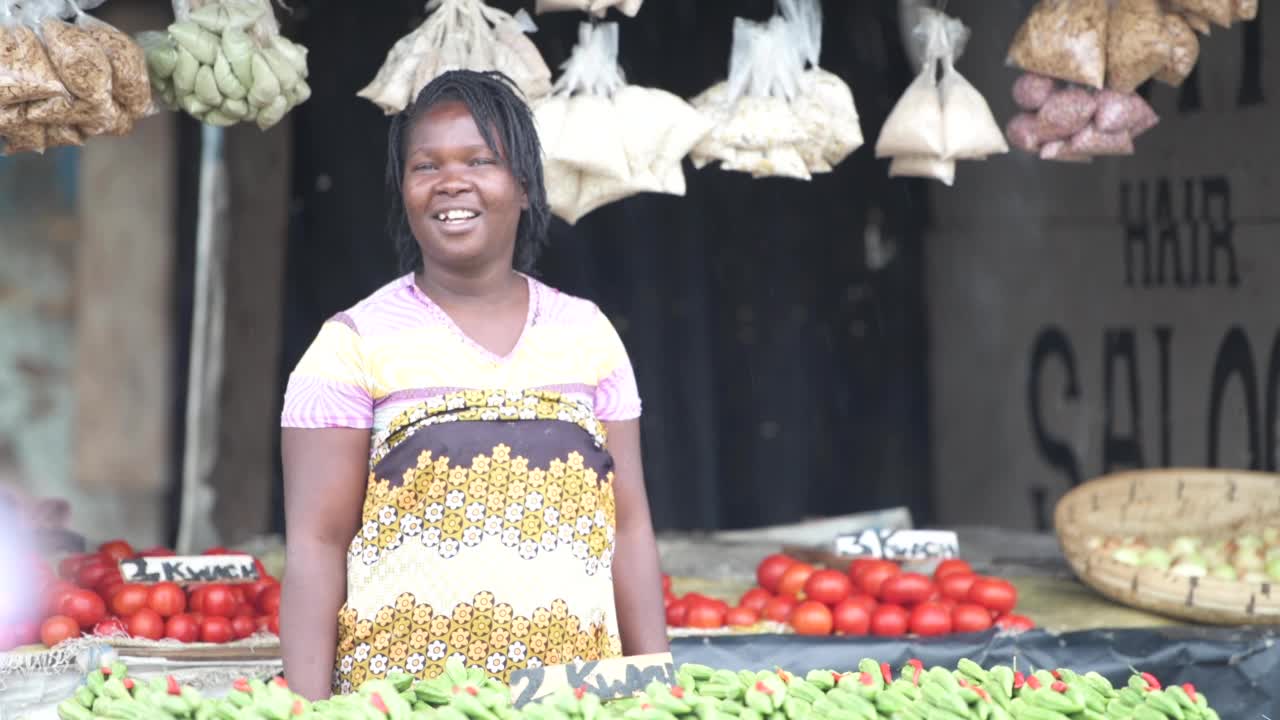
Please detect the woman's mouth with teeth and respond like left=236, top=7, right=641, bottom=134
left=436, top=209, right=478, bottom=223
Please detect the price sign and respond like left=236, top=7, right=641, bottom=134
left=509, top=653, right=675, bottom=708
left=834, top=529, right=960, bottom=561
left=118, top=554, right=261, bottom=584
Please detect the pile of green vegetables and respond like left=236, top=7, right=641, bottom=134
left=56, top=657, right=1222, bottom=720
left=138, top=0, right=309, bottom=129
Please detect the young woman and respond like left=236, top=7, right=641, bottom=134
left=279, top=70, right=668, bottom=700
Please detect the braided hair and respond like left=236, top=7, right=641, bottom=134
left=386, top=70, right=551, bottom=274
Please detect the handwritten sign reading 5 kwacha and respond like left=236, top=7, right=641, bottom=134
left=509, top=653, right=675, bottom=708
left=118, top=555, right=261, bottom=584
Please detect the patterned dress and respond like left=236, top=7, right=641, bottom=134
left=281, top=274, right=641, bottom=694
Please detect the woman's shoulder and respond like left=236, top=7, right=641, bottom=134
left=327, top=274, right=421, bottom=338
left=529, top=276, right=610, bottom=327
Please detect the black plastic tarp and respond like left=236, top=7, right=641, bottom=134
left=670, top=628, right=1280, bottom=720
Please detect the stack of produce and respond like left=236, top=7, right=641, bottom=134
left=689, top=0, right=864, bottom=181
left=876, top=7, right=1007, bottom=185
left=534, top=22, right=711, bottom=224
left=534, top=0, right=643, bottom=18
left=0, top=538, right=280, bottom=651
left=1004, top=76, right=1160, bottom=161
left=359, top=0, right=551, bottom=115
left=664, top=554, right=1033, bottom=637
left=53, top=656, right=1229, bottom=720
left=138, top=0, right=310, bottom=129
left=0, top=0, right=152, bottom=155
left=1101, top=529, right=1280, bottom=581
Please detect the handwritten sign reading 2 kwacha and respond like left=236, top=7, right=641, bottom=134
left=509, top=653, right=675, bottom=708
left=117, top=555, right=261, bottom=584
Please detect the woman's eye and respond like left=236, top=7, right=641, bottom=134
left=413, top=163, right=436, bottom=172
left=470, top=157, right=496, bottom=166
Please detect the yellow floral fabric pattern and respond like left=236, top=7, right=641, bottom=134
left=334, top=390, right=621, bottom=695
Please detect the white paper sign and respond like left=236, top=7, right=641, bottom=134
left=117, top=554, right=260, bottom=584
left=834, top=529, right=959, bottom=560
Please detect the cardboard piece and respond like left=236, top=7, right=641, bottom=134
left=509, top=652, right=675, bottom=708
left=118, top=554, right=261, bottom=584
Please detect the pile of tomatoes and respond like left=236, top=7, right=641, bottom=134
left=1, top=539, right=281, bottom=651
left=663, top=554, right=1034, bottom=637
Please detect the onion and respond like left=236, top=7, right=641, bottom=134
left=1170, top=561, right=1207, bottom=578
left=1236, top=534, right=1264, bottom=553
left=1170, top=536, right=1201, bottom=557
left=1112, top=548, right=1142, bottom=566
left=1140, top=548, right=1172, bottom=570
left=1210, top=565, right=1238, bottom=581
left=1234, top=549, right=1265, bottom=573
left=1267, top=558, right=1280, bottom=581
left=1261, top=527, right=1280, bottom=545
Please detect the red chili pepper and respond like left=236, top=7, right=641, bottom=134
left=1051, top=681, right=1068, bottom=693
left=975, top=688, right=990, bottom=702
left=233, top=679, right=251, bottom=693
left=467, top=686, right=478, bottom=696
left=575, top=686, right=587, bottom=700
left=756, top=680, right=777, bottom=696
left=908, top=659, right=924, bottom=687
left=777, top=669, right=792, bottom=684
left=1025, top=675, right=1042, bottom=690
left=1182, top=683, right=1197, bottom=697
left=101, top=665, right=112, bottom=677
left=1141, top=673, right=1161, bottom=691
left=641, top=704, right=652, bottom=711
left=958, top=678, right=971, bottom=689
left=123, top=679, right=135, bottom=691
left=1051, top=670, right=1062, bottom=680
left=671, top=686, right=685, bottom=699
left=832, top=672, right=842, bottom=685
left=1013, top=672, right=1026, bottom=690
left=371, top=693, right=389, bottom=714
left=273, top=677, right=290, bottom=689
left=167, top=676, right=181, bottom=696
left=292, top=700, right=304, bottom=716
left=881, top=663, right=892, bottom=686
left=859, top=672, right=875, bottom=687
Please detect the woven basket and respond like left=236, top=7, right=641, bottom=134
left=1054, top=468, right=1280, bottom=625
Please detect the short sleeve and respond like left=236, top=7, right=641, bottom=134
left=591, top=307, right=642, bottom=422
left=280, top=316, right=375, bottom=429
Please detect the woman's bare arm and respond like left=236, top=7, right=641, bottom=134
left=280, top=427, right=370, bottom=699
left=604, top=419, right=669, bottom=656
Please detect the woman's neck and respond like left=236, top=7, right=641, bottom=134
left=415, top=265, right=524, bottom=307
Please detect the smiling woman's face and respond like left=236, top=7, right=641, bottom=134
left=401, top=100, right=527, bottom=274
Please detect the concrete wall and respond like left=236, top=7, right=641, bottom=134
left=928, top=4, right=1274, bottom=529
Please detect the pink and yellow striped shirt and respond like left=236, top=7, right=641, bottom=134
left=281, top=274, right=641, bottom=434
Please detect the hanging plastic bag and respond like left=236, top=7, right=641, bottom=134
left=934, top=10, right=1007, bottom=160
left=0, top=1, right=68, bottom=105
left=146, top=0, right=310, bottom=128
left=1069, top=124, right=1134, bottom=155
left=889, top=155, right=956, bottom=186
left=690, top=0, right=857, bottom=180
left=1037, top=86, right=1097, bottom=140
left=38, top=2, right=112, bottom=106
left=1005, top=113, right=1043, bottom=153
left=69, top=1, right=152, bottom=117
left=1007, top=0, right=1108, bottom=89
left=1040, top=139, right=1094, bottom=162
left=875, top=10, right=945, bottom=159
left=1154, top=11, right=1199, bottom=86
left=534, top=0, right=643, bottom=18
left=1107, top=0, right=1169, bottom=93
left=1012, top=73, right=1055, bottom=111
left=359, top=0, right=550, bottom=116
left=1095, top=89, right=1158, bottom=135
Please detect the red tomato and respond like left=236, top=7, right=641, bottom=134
left=777, top=563, right=816, bottom=598
left=857, top=561, right=901, bottom=599
left=267, top=614, right=279, bottom=635
left=938, top=572, right=978, bottom=602
left=967, top=577, right=1018, bottom=615
left=200, top=585, right=238, bottom=618
left=76, top=558, right=112, bottom=591
left=59, top=589, right=106, bottom=629
left=188, top=586, right=207, bottom=613
left=880, top=573, right=935, bottom=607
left=831, top=599, right=871, bottom=635
left=739, top=588, right=773, bottom=614
left=110, top=584, right=149, bottom=617
left=93, top=617, right=128, bottom=638
left=909, top=602, right=953, bottom=637
left=869, top=604, right=910, bottom=637
left=231, top=585, right=248, bottom=608
left=200, top=616, right=234, bottom=643
left=804, top=570, right=853, bottom=606
left=842, top=593, right=878, bottom=615
left=686, top=594, right=729, bottom=615
left=126, top=608, right=165, bottom=640
left=164, top=614, right=199, bottom=643
left=952, top=603, right=995, bottom=633
left=231, top=615, right=258, bottom=640
left=685, top=602, right=726, bottom=629
left=661, top=575, right=672, bottom=594
left=663, top=591, right=676, bottom=609
left=147, top=582, right=187, bottom=618
left=756, top=554, right=797, bottom=594
left=995, top=614, right=1035, bottom=632
left=847, top=558, right=877, bottom=582
left=934, top=559, right=973, bottom=579
left=255, top=615, right=272, bottom=633
left=234, top=603, right=257, bottom=619
left=98, top=540, right=136, bottom=562
left=790, top=601, right=834, bottom=636
left=725, top=606, right=759, bottom=627
left=762, top=594, right=798, bottom=623
left=97, top=579, right=124, bottom=603
left=40, top=615, right=81, bottom=647
left=665, top=599, right=689, bottom=627
left=44, top=581, right=78, bottom=617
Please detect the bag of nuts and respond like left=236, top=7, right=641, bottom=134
left=1007, top=0, right=1108, bottom=89
left=1106, top=0, right=1169, bottom=93
left=0, top=1, right=69, bottom=107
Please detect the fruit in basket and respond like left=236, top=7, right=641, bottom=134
left=40, top=614, right=80, bottom=647
left=777, top=562, right=816, bottom=597
left=1106, top=528, right=1280, bottom=581
left=164, top=613, right=200, bottom=642
left=756, top=553, right=796, bottom=593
